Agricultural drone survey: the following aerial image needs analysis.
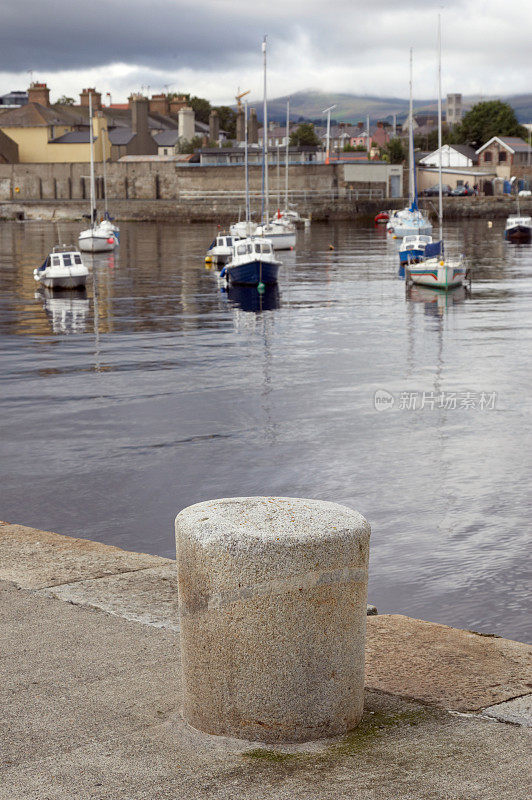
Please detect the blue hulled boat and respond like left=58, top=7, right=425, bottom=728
left=221, top=237, right=281, bottom=285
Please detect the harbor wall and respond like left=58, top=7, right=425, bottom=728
left=0, top=161, right=530, bottom=221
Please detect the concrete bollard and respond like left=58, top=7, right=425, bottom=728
left=175, top=497, right=370, bottom=743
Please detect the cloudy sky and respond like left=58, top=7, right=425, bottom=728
left=1, top=0, right=531, bottom=105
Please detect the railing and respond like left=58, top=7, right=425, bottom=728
left=176, top=188, right=385, bottom=202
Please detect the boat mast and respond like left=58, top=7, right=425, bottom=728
left=408, top=48, right=414, bottom=208
left=285, top=98, right=289, bottom=209
left=88, top=92, right=96, bottom=228
left=244, top=99, right=250, bottom=225
left=101, top=119, right=109, bottom=217
left=262, top=36, right=269, bottom=225
left=437, top=14, right=443, bottom=244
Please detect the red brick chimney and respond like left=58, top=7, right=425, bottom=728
left=28, top=82, right=50, bottom=107
left=169, top=95, right=188, bottom=115
left=80, top=88, right=102, bottom=110
left=149, top=94, right=169, bottom=115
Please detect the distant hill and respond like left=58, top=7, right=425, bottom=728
left=245, top=90, right=532, bottom=125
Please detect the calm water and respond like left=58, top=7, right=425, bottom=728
left=0, top=218, right=530, bottom=642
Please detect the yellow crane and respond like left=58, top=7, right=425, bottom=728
left=235, top=89, right=250, bottom=109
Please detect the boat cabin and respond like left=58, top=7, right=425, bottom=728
left=38, top=250, right=84, bottom=271
left=234, top=240, right=273, bottom=256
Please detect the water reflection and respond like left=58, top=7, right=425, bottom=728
left=37, top=287, right=90, bottom=334
left=406, top=283, right=469, bottom=316
left=0, top=218, right=531, bottom=642
left=225, top=284, right=281, bottom=313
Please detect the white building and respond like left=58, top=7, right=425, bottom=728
left=419, top=144, right=477, bottom=168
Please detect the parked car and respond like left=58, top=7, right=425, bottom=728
left=451, top=185, right=475, bottom=196
left=422, top=184, right=452, bottom=197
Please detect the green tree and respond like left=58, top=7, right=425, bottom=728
left=454, top=100, right=527, bottom=148
left=177, top=136, right=203, bottom=154
left=188, top=96, right=211, bottom=124
left=215, top=105, right=236, bottom=139
left=57, top=96, right=75, bottom=106
left=289, top=123, right=320, bottom=147
left=385, top=137, right=406, bottom=164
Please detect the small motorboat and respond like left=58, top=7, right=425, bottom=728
left=399, top=234, right=433, bottom=264
left=504, top=215, right=532, bottom=242
left=221, top=237, right=281, bottom=285
left=374, top=211, right=390, bottom=224
left=205, top=233, right=237, bottom=267
left=406, top=241, right=466, bottom=290
left=33, top=247, right=89, bottom=290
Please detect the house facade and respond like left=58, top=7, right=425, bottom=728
left=476, top=136, right=532, bottom=179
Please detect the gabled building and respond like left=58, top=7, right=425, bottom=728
left=476, top=136, right=532, bottom=178
left=419, top=144, right=477, bottom=168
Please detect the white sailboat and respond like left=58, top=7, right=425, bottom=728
left=252, top=40, right=296, bottom=251
left=387, top=50, right=432, bottom=240
left=407, top=16, right=466, bottom=291
left=79, top=93, right=118, bottom=253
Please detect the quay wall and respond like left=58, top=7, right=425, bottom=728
left=0, top=161, right=530, bottom=221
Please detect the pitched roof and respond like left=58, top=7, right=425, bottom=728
left=452, top=144, right=477, bottom=160
left=108, top=128, right=134, bottom=145
left=50, top=130, right=91, bottom=144
left=0, top=102, right=73, bottom=127
left=154, top=130, right=180, bottom=146
left=476, top=136, right=532, bottom=154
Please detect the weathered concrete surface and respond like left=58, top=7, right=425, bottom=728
left=39, top=563, right=179, bottom=629
left=1, top=580, right=530, bottom=800
left=483, top=694, right=532, bottom=727
left=366, top=614, right=532, bottom=712
left=0, top=520, right=170, bottom=589
left=176, top=497, right=370, bottom=742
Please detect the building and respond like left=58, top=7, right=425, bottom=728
left=446, top=94, right=462, bottom=126
left=198, top=146, right=319, bottom=166
left=419, top=144, right=477, bottom=168
left=476, top=136, right=532, bottom=178
left=0, top=90, right=28, bottom=108
left=0, top=82, right=205, bottom=162
left=417, top=144, right=493, bottom=193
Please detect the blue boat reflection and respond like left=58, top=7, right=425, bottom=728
left=226, top=284, right=281, bottom=313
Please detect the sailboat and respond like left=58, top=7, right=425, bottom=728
left=407, top=16, right=466, bottom=291
left=504, top=184, right=532, bottom=241
left=99, top=123, right=120, bottom=241
left=224, top=39, right=281, bottom=285
left=269, top=99, right=309, bottom=228
left=78, top=93, right=118, bottom=253
left=387, top=49, right=432, bottom=240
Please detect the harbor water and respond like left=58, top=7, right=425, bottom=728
left=0, top=218, right=530, bottom=642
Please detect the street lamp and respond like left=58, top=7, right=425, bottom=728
left=323, top=104, right=337, bottom=165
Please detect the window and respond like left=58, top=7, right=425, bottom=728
left=51, top=256, right=60, bottom=266
left=237, top=245, right=246, bottom=255
left=74, top=254, right=82, bottom=264
left=247, top=244, right=253, bottom=253
left=484, top=151, right=492, bottom=162
left=261, top=244, right=272, bottom=253
left=63, top=255, right=72, bottom=266
left=498, top=151, right=507, bottom=162
left=255, top=243, right=261, bottom=253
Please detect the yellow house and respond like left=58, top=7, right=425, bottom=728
left=0, top=83, right=108, bottom=163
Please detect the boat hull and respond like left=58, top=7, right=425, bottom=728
left=399, top=248, right=425, bottom=264
left=225, top=259, right=280, bottom=285
left=407, top=260, right=465, bottom=290
left=34, top=269, right=88, bottom=290
left=79, top=230, right=116, bottom=252
left=505, top=225, right=532, bottom=242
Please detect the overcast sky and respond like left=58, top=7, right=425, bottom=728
left=1, top=0, right=531, bottom=105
